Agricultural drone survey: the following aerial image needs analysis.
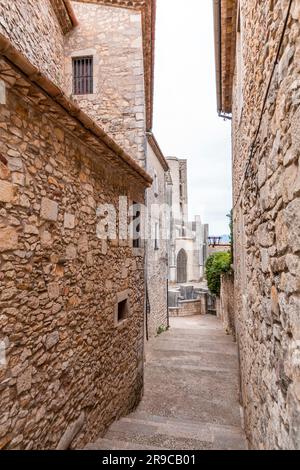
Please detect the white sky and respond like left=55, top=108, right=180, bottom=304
left=153, top=0, right=232, bottom=235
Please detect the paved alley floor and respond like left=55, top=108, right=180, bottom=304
left=86, top=315, right=247, bottom=450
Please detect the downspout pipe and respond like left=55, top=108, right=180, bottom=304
left=144, top=133, right=149, bottom=342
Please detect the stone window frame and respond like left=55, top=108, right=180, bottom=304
left=114, top=290, right=130, bottom=328
left=66, top=48, right=99, bottom=100
left=72, top=56, right=94, bottom=95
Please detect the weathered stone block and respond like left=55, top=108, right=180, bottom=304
left=0, top=180, right=17, bottom=203
left=78, top=234, right=88, bottom=253
left=64, top=213, right=75, bottom=229
left=45, top=331, right=59, bottom=350
left=40, top=197, right=58, bottom=221
left=86, top=253, right=93, bottom=267
left=291, top=107, right=300, bottom=151
left=7, top=158, right=23, bottom=172
left=12, top=173, right=25, bottom=186
left=261, top=249, right=270, bottom=273
left=278, top=46, right=295, bottom=83
left=0, top=162, right=10, bottom=180
left=17, top=368, right=32, bottom=395
left=48, top=282, right=60, bottom=300
left=66, top=244, right=77, bottom=260
left=257, top=222, right=274, bottom=248
left=286, top=254, right=300, bottom=276
left=257, top=161, right=267, bottom=188
left=24, top=225, right=39, bottom=235
left=275, top=211, right=289, bottom=254
left=0, top=227, right=18, bottom=252
left=284, top=198, right=300, bottom=253
left=40, top=231, right=52, bottom=247
left=282, top=164, right=297, bottom=202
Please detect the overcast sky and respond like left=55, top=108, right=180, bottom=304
left=153, top=0, right=232, bottom=236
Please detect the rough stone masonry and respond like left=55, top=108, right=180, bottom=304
left=216, top=0, right=300, bottom=450
left=0, top=47, right=149, bottom=451
left=0, top=0, right=156, bottom=450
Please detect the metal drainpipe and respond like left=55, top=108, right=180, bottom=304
left=144, top=131, right=150, bottom=342
left=167, top=277, right=170, bottom=329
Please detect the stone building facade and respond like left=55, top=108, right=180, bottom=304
left=63, top=1, right=168, bottom=340
left=64, top=1, right=146, bottom=162
left=0, top=0, right=157, bottom=450
left=167, top=157, right=208, bottom=284
left=214, top=0, right=300, bottom=449
left=145, top=134, right=169, bottom=338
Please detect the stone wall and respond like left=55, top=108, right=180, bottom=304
left=169, top=298, right=205, bottom=317
left=232, top=0, right=300, bottom=449
left=0, top=0, right=65, bottom=88
left=64, top=1, right=146, bottom=164
left=217, top=272, right=235, bottom=338
left=208, top=244, right=231, bottom=255
left=146, top=141, right=168, bottom=338
left=0, top=76, right=145, bottom=449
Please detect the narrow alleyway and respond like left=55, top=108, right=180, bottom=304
left=86, top=315, right=247, bottom=450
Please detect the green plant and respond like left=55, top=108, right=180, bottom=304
left=157, top=325, right=167, bottom=336
left=226, top=209, right=233, bottom=263
left=205, top=252, right=231, bottom=296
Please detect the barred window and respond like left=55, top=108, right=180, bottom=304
left=72, top=56, right=93, bottom=95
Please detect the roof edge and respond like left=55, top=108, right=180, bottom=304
left=146, top=132, right=169, bottom=171
left=64, top=0, right=79, bottom=27
left=213, top=0, right=222, bottom=114
left=213, top=0, right=237, bottom=115
left=0, top=32, right=152, bottom=187
left=50, top=0, right=78, bottom=34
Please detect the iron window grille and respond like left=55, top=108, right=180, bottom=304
left=72, top=56, right=93, bottom=95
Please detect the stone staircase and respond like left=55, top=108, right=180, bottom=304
left=85, top=315, right=248, bottom=450
left=85, top=411, right=247, bottom=450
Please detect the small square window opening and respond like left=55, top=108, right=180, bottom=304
left=117, top=299, right=128, bottom=323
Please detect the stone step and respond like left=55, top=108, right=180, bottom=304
left=150, top=342, right=238, bottom=355
left=103, top=413, right=247, bottom=450
left=85, top=438, right=167, bottom=450
left=154, top=333, right=235, bottom=341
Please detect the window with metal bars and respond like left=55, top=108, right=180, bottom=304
left=72, top=56, right=93, bottom=95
